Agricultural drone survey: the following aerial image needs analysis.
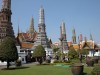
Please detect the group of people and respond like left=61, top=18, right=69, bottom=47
left=46, top=54, right=83, bottom=63
left=46, top=55, right=69, bottom=63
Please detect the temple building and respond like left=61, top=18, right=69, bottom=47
left=17, top=7, right=51, bottom=49
left=16, top=7, right=52, bottom=63
left=72, top=33, right=100, bottom=57
left=0, top=0, right=15, bottom=43
left=16, top=17, right=37, bottom=49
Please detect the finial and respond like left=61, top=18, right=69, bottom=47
left=90, top=33, right=93, bottom=41
left=41, top=5, right=43, bottom=9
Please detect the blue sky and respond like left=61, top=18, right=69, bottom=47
left=0, top=0, right=100, bottom=43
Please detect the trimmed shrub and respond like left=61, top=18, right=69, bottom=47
left=64, top=60, right=71, bottom=63
left=53, top=60, right=63, bottom=63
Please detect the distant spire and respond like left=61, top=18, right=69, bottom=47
left=80, top=34, right=83, bottom=42
left=90, top=33, right=93, bottom=41
left=72, top=27, right=76, bottom=44
left=2, top=0, right=11, bottom=10
left=72, top=27, right=76, bottom=36
left=29, top=17, right=34, bottom=33
left=18, top=25, right=20, bottom=34
left=78, top=36, right=80, bottom=44
left=84, top=36, right=87, bottom=42
left=60, top=25, right=62, bottom=38
left=17, top=17, right=20, bottom=35
left=59, top=21, right=68, bottom=51
left=61, top=21, right=66, bottom=35
left=38, top=6, right=45, bottom=24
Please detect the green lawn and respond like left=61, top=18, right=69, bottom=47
left=0, top=64, right=93, bottom=75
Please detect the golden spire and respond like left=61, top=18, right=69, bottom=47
left=29, top=17, right=34, bottom=33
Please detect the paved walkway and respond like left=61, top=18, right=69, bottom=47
left=0, top=65, right=7, bottom=69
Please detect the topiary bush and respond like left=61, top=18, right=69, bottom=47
left=33, top=45, right=46, bottom=64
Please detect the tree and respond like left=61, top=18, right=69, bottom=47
left=0, top=37, right=18, bottom=69
left=68, top=46, right=78, bottom=59
left=33, top=45, right=46, bottom=64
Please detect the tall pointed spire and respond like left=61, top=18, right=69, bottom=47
left=34, top=6, right=50, bottom=48
left=18, top=25, right=20, bottom=35
left=60, top=25, right=62, bottom=38
left=61, top=21, right=66, bottom=35
left=72, top=27, right=76, bottom=44
left=72, top=27, right=76, bottom=36
left=60, top=21, right=67, bottom=40
left=90, top=33, right=93, bottom=41
left=38, top=6, right=45, bottom=24
left=84, top=36, right=87, bottom=42
left=2, top=0, right=11, bottom=10
left=59, top=21, right=68, bottom=52
left=79, top=34, right=83, bottom=42
left=29, top=17, right=34, bottom=33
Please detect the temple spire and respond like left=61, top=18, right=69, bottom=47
left=0, top=0, right=15, bottom=43
left=72, top=27, right=76, bottom=36
left=79, top=33, right=83, bottom=42
left=72, top=27, right=76, bottom=44
left=34, top=6, right=50, bottom=48
left=2, top=0, right=11, bottom=10
left=59, top=21, right=68, bottom=52
left=18, top=25, right=20, bottom=35
left=90, top=33, right=93, bottom=41
left=29, top=17, right=34, bottom=33
left=61, top=21, right=66, bottom=35
left=84, top=36, right=87, bottom=42
left=60, top=25, right=62, bottom=38
left=38, top=6, right=45, bottom=24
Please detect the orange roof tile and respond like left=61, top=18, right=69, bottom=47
left=73, top=44, right=79, bottom=49
left=21, top=42, right=33, bottom=49
left=18, top=32, right=37, bottom=42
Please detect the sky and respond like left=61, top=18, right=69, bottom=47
left=0, top=0, right=100, bottom=43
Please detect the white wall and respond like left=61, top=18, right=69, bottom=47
left=88, top=50, right=100, bottom=57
